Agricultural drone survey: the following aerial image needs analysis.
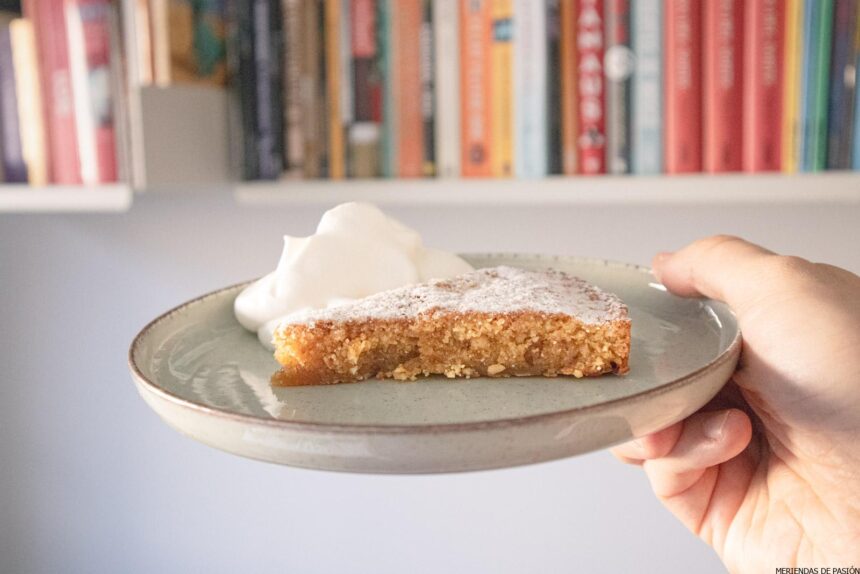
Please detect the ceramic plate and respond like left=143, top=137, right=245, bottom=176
left=129, top=254, right=741, bottom=474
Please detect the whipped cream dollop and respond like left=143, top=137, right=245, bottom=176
left=234, top=202, right=474, bottom=349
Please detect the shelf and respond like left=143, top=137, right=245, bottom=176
left=235, top=172, right=860, bottom=207
left=0, top=184, right=133, bottom=213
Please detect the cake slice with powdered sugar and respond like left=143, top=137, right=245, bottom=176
left=271, top=266, right=631, bottom=386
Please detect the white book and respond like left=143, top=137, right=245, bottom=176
left=632, top=0, right=662, bottom=174
left=10, top=19, right=47, bottom=185
left=433, top=0, right=460, bottom=178
left=513, top=0, right=547, bottom=178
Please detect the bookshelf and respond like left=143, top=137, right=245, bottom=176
left=234, top=172, right=860, bottom=207
left=0, top=184, right=133, bottom=213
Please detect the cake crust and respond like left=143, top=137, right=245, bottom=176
left=271, top=266, right=631, bottom=386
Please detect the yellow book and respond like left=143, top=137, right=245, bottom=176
left=490, top=0, right=513, bottom=177
left=325, top=0, right=345, bottom=179
left=781, top=0, right=802, bottom=173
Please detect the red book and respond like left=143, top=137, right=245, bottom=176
left=65, top=0, right=118, bottom=184
left=704, top=0, right=744, bottom=172
left=460, top=0, right=492, bottom=177
left=664, top=0, right=702, bottom=173
left=395, top=0, right=424, bottom=177
left=743, top=0, right=783, bottom=172
left=575, top=0, right=605, bottom=175
left=24, top=0, right=81, bottom=184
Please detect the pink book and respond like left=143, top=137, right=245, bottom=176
left=24, top=0, right=82, bottom=184
left=65, top=0, right=118, bottom=184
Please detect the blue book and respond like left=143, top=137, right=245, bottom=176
left=513, top=0, right=547, bottom=178
left=798, top=0, right=816, bottom=171
left=632, top=0, right=662, bottom=174
left=0, top=20, right=26, bottom=183
left=826, top=0, right=858, bottom=169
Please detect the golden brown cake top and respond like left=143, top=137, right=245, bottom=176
left=275, top=266, right=629, bottom=329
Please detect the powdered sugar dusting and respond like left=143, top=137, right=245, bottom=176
left=276, top=266, right=628, bottom=329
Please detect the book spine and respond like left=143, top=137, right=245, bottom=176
left=513, top=0, right=547, bottom=177
left=605, top=0, right=633, bottom=174
left=798, top=0, right=815, bottom=171
left=377, top=0, right=396, bottom=176
left=854, top=12, right=860, bottom=169
left=781, top=0, right=802, bottom=172
left=395, top=0, right=424, bottom=177
left=559, top=0, right=577, bottom=175
left=490, top=0, right=513, bottom=177
left=325, top=0, right=345, bottom=178
left=301, top=0, right=328, bottom=178
left=0, top=23, right=26, bottom=182
left=802, top=0, right=833, bottom=171
left=349, top=0, right=381, bottom=177
left=283, top=0, right=304, bottom=176
left=631, top=0, right=662, bottom=174
left=460, top=0, right=492, bottom=177
left=546, top=0, right=561, bottom=174
left=420, top=0, right=435, bottom=176
left=252, top=0, right=284, bottom=179
left=664, top=0, right=702, bottom=173
left=107, top=5, right=131, bottom=184
left=11, top=19, right=49, bottom=185
left=151, top=0, right=171, bottom=85
left=826, top=0, right=857, bottom=169
left=340, top=0, right=354, bottom=174
left=704, top=0, right=744, bottom=173
left=433, top=0, right=460, bottom=177
left=351, top=0, right=377, bottom=121
left=66, top=0, right=118, bottom=184
left=743, top=0, right=783, bottom=172
left=134, top=0, right=154, bottom=85
left=28, top=0, right=81, bottom=183
left=233, top=0, right=259, bottom=179
left=575, top=0, right=605, bottom=174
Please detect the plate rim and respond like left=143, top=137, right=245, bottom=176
left=129, top=253, right=742, bottom=435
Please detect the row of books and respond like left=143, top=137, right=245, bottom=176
left=231, top=0, right=860, bottom=181
left=0, top=1, right=126, bottom=186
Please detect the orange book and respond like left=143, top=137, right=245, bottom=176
left=460, top=0, right=492, bottom=177
left=395, top=0, right=424, bottom=177
left=325, top=0, right=345, bottom=179
left=489, top=0, right=512, bottom=177
left=559, top=0, right=577, bottom=175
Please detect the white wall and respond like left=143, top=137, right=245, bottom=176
left=2, top=192, right=857, bottom=573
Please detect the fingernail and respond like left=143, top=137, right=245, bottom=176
left=703, top=412, right=730, bottom=440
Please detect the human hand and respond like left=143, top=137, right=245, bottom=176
left=612, top=236, right=860, bottom=571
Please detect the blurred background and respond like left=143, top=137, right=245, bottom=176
left=1, top=0, right=860, bottom=572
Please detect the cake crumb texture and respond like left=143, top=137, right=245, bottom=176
left=271, top=266, right=631, bottom=386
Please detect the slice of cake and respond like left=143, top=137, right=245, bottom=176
left=271, top=266, right=631, bottom=386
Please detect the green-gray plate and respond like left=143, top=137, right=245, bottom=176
left=129, top=253, right=741, bottom=473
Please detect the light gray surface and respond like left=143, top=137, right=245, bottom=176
left=2, top=191, right=858, bottom=573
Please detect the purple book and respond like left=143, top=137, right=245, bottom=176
left=0, top=21, right=27, bottom=183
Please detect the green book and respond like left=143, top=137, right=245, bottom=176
left=806, top=0, right=834, bottom=171
left=377, top=0, right=397, bottom=177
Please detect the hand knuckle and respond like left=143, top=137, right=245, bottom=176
left=762, top=255, right=814, bottom=282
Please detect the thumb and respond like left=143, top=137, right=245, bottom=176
left=653, top=236, right=779, bottom=314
